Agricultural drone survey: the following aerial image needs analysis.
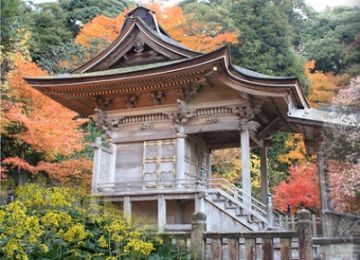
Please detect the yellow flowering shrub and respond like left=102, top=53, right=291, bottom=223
left=0, top=183, right=184, bottom=259
left=124, top=238, right=155, bottom=256
left=63, top=223, right=90, bottom=243
left=41, top=210, right=72, bottom=230
left=97, top=235, right=108, bottom=248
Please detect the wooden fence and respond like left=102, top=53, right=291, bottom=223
left=165, top=209, right=317, bottom=260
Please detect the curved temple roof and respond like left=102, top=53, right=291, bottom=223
left=28, top=6, right=354, bottom=136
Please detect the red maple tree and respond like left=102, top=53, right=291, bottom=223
left=273, top=163, right=320, bottom=213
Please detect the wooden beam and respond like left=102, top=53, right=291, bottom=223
left=269, top=97, right=294, bottom=132
left=257, top=111, right=270, bottom=124
left=257, top=116, right=281, bottom=139
left=185, top=121, right=239, bottom=134
left=250, top=131, right=263, bottom=147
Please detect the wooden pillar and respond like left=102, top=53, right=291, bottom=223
left=91, top=137, right=102, bottom=194
left=123, top=196, right=131, bottom=221
left=211, top=238, right=222, bottom=260
left=245, top=238, right=256, bottom=260
left=158, top=195, right=166, bottom=231
left=297, top=209, right=314, bottom=260
left=207, top=150, right=212, bottom=179
left=176, top=131, right=186, bottom=186
left=109, top=143, right=117, bottom=184
left=241, top=128, right=251, bottom=208
left=262, top=237, right=274, bottom=260
left=228, top=238, right=239, bottom=260
left=280, top=238, right=291, bottom=260
left=191, top=212, right=206, bottom=259
left=317, top=150, right=330, bottom=236
left=260, top=145, right=269, bottom=205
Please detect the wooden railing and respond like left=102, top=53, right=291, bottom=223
left=165, top=209, right=317, bottom=260
left=278, top=214, right=322, bottom=237
left=96, top=178, right=199, bottom=193
left=204, top=231, right=299, bottom=259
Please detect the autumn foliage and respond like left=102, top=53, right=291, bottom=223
left=146, top=4, right=238, bottom=52
left=273, top=164, right=320, bottom=213
left=2, top=157, right=92, bottom=184
left=3, top=56, right=84, bottom=157
left=277, top=133, right=307, bottom=165
left=322, top=77, right=360, bottom=213
left=1, top=55, right=92, bottom=184
left=305, top=60, right=338, bottom=106
left=75, top=12, right=125, bottom=48
left=75, top=4, right=238, bottom=53
left=327, top=160, right=360, bottom=213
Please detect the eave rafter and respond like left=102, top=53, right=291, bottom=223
left=39, top=69, right=211, bottom=98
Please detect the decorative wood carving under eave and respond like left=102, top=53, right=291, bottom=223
left=179, top=83, right=202, bottom=103
left=167, top=100, right=195, bottom=132
left=237, top=100, right=262, bottom=132
left=92, top=109, right=122, bottom=136
left=94, top=95, right=114, bottom=110
left=150, top=90, right=166, bottom=105
left=124, top=94, right=139, bottom=108
left=239, top=119, right=260, bottom=132
left=94, top=111, right=171, bottom=132
left=235, top=102, right=262, bottom=120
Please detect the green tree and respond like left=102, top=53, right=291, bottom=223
left=303, top=6, right=360, bottom=74
left=228, top=0, right=304, bottom=78
left=0, top=0, right=31, bottom=79
left=28, top=3, right=73, bottom=73
left=59, top=0, right=132, bottom=35
left=181, top=0, right=307, bottom=91
left=272, top=0, right=314, bottom=51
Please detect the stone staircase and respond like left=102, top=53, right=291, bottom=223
left=204, top=179, right=283, bottom=231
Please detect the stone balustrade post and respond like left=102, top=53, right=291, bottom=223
left=267, top=194, right=274, bottom=229
left=191, top=212, right=206, bottom=259
left=297, top=209, right=314, bottom=260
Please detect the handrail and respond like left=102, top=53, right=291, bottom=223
left=206, top=178, right=287, bottom=229
left=207, top=178, right=267, bottom=210
left=206, top=179, right=267, bottom=217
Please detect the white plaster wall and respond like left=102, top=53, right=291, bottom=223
left=185, top=138, right=208, bottom=178
left=115, top=143, right=143, bottom=183
left=98, top=150, right=111, bottom=184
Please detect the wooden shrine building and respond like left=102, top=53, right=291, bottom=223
left=26, top=7, right=338, bottom=233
